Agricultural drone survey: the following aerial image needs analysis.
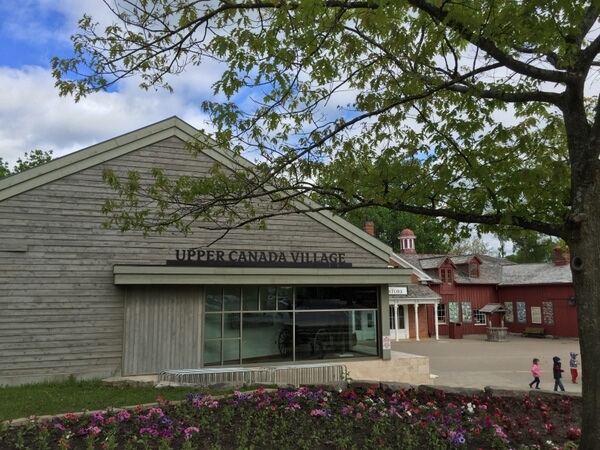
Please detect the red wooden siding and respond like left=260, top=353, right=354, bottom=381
left=426, top=283, right=499, bottom=336
left=498, top=285, right=577, bottom=337
left=426, top=283, right=577, bottom=338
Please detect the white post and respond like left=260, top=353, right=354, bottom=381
left=394, top=304, right=399, bottom=341
left=434, top=303, right=440, bottom=340
left=404, top=305, right=410, bottom=340
left=414, top=302, right=420, bottom=341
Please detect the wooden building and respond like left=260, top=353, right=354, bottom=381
left=0, top=117, right=413, bottom=386
left=498, top=252, right=577, bottom=338
left=397, top=231, right=577, bottom=339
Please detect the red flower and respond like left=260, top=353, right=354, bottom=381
left=567, top=427, right=581, bottom=440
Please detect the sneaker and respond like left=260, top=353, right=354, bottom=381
left=535, top=387, right=540, bottom=389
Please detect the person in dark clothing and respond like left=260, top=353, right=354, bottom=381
left=553, top=356, right=565, bottom=392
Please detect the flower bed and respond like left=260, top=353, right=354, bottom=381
left=0, top=385, right=581, bottom=449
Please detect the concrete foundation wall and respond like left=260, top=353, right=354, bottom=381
left=345, top=352, right=431, bottom=385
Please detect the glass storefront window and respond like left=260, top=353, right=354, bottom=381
left=295, top=286, right=377, bottom=309
left=242, top=287, right=259, bottom=310
left=224, top=313, right=241, bottom=338
left=278, top=287, right=293, bottom=310
left=206, top=286, right=222, bottom=312
left=224, top=286, right=241, bottom=311
left=205, top=285, right=379, bottom=366
left=223, top=339, right=240, bottom=365
left=203, top=340, right=221, bottom=366
left=205, top=313, right=222, bottom=339
left=260, top=286, right=277, bottom=310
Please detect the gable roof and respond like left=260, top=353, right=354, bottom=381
left=0, top=116, right=393, bottom=262
left=500, top=263, right=572, bottom=285
left=398, top=252, right=517, bottom=285
left=403, top=255, right=454, bottom=270
left=451, top=255, right=482, bottom=265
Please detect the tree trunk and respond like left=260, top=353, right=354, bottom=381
left=569, top=181, right=600, bottom=449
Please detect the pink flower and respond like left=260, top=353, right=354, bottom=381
left=183, top=426, right=200, bottom=440
left=117, top=410, right=131, bottom=421
left=494, top=425, right=507, bottom=439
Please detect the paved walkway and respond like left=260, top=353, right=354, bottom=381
left=390, top=334, right=582, bottom=394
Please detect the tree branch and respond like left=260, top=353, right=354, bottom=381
left=407, top=0, right=577, bottom=84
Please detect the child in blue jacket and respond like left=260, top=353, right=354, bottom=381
left=569, top=352, right=579, bottom=384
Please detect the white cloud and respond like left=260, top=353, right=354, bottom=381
left=0, top=2, right=236, bottom=166
left=0, top=63, right=221, bottom=165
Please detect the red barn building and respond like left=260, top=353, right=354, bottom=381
left=498, top=249, right=577, bottom=337
left=395, top=230, right=577, bottom=339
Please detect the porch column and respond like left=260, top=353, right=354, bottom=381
left=404, top=304, right=410, bottom=340
left=414, top=302, right=420, bottom=341
left=434, top=302, right=440, bottom=340
left=394, top=304, right=399, bottom=341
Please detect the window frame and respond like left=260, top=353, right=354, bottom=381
left=473, top=309, right=487, bottom=326
left=440, top=268, right=453, bottom=284
left=469, top=261, right=480, bottom=278
left=436, top=303, right=447, bottom=324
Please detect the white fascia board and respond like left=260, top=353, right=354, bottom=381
left=114, top=265, right=412, bottom=286
left=389, top=254, right=433, bottom=281
left=390, top=298, right=441, bottom=305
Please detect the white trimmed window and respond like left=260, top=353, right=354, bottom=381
left=437, top=304, right=447, bottom=324
left=473, top=309, right=486, bottom=325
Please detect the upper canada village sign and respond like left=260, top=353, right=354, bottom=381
left=167, top=248, right=352, bottom=268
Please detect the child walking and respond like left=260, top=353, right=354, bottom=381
left=569, top=352, right=579, bottom=383
left=553, top=356, right=566, bottom=392
left=529, top=358, right=541, bottom=389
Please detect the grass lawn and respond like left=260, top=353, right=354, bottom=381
left=0, top=377, right=195, bottom=421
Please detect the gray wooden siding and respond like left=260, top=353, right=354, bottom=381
left=123, top=286, right=202, bottom=375
left=0, top=136, right=388, bottom=384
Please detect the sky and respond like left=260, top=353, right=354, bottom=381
left=0, top=1, right=218, bottom=167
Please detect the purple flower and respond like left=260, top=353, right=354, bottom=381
left=139, top=427, right=159, bottom=436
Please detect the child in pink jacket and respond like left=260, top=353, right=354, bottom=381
left=529, top=358, right=541, bottom=389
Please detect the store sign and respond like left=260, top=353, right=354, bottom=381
left=167, top=248, right=352, bottom=268
left=389, top=287, right=408, bottom=295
